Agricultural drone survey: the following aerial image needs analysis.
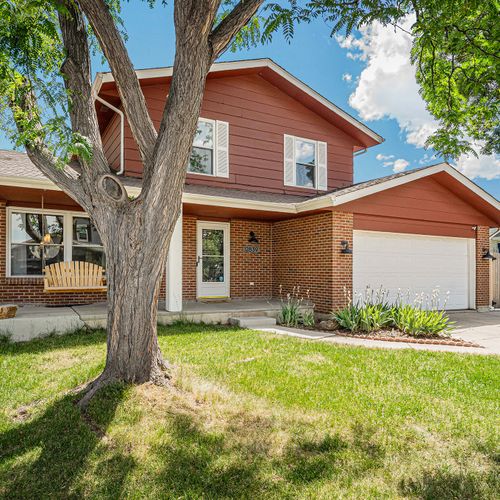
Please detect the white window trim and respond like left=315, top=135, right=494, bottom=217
left=188, top=117, right=217, bottom=178
left=6, top=206, right=102, bottom=278
left=288, top=134, right=321, bottom=189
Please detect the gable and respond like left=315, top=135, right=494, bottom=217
left=343, top=175, right=497, bottom=229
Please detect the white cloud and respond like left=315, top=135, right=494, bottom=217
left=376, top=153, right=395, bottom=161
left=342, top=73, right=353, bottom=82
left=392, top=159, right=410, bottom=173
left=376, top=154, right=410, bottom=173
left=454, top=151, right=500, bottom=181
left=337, top=16, right=500, bottom=180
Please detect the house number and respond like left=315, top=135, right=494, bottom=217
left=244, top=245, right=260, bottom=254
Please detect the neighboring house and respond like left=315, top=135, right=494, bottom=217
left=0, top=59, right=499, bottom=312
left=491, top=229, right=500, bottom=308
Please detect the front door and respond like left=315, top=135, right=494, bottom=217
left=196, top=221, right=230, bottom=299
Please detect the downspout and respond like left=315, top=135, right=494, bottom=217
left=92, top=73, right=125, bottom=175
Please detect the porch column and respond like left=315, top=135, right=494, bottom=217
left=165, top=211, right=183, bottom=311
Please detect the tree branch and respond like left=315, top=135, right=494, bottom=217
left=79, top=0, right=157, bottom=165
left=57, top=0, right=109, bottom=180
left=209, top=0, right=264, bottom=56
left=11, top=82, right=89, bottom=205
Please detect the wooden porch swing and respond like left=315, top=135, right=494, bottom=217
left=44, top=261, right=107, bottom=293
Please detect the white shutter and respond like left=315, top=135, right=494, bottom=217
left=284, top=134, right=295, bottom=186
left=316, top=141, right=327, bottom=190
left=215, top=120, right=229, bottom=177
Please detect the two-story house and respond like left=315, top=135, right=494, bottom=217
left=0, top=59, right=498, bottom=312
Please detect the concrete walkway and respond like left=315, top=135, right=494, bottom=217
left=261, top=310, right=500, bottom=355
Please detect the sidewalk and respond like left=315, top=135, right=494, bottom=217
left=260, top=325, right=496, bottom=355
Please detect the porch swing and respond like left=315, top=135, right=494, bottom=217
left=37, top=196, right=106, bottom=293
left=44, top=261, right=106, bottom=293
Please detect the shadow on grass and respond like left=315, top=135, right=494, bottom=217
left=150, top=412, right=386, bottom=497
left=0, top=328, right=107, bottom=357
left=399, top=468, right=500, bottom=499
left=0, top=384, right=129, bottom=498
left=0, top=321, right=235, bottom=358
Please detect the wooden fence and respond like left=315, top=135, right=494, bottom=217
left=492, top=251, right=500, bottom=308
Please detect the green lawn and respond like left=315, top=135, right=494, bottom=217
left=0, top=324, right=499, bottom=499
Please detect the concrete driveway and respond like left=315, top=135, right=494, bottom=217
left=448, top=311, right=500, bottom=355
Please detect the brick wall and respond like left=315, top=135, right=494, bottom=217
left=230, top=219, right=272, bottom=299
left=272, top=211, right=353, bottom=313
left=182, top=216, right=197, bottom=300
left=476, top=225, right=491, bottom=309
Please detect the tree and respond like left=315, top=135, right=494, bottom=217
left=0, top=0, right=497, bottom=405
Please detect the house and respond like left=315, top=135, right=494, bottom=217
left=491, top=229, right=500, bottom=308
left=0, top=59, right=498, bottom=313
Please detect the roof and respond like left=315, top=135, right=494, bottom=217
left=0, top=151, right=498, bottom=223
left=0, top=149, right=47, bottom=180
left=93, top=58, right=383, bottom=150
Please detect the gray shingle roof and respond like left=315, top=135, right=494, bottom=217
left=0, top=149, right=47, bottom=179
left=0, top=150, right=461, bottom=205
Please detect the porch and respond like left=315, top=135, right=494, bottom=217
left=0, top=299, right=302, bottom=342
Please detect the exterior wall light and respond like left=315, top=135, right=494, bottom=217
left=248, top=231, right=259, bottom=244
left=482, top=248, right=497, bottom=260
left=340, top=240, right=352, bottom=254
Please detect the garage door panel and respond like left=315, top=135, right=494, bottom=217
left=353, top=231, right=472, bottom=310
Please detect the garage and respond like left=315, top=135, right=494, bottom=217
left=353, top=230, right=474, bottom=310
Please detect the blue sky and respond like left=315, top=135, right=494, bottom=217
left=1, top=2, right=498, bottom=198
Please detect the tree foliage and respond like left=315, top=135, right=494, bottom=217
left=1, top=0, right=498, bottom=162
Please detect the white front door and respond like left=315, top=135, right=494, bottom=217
left=196, top=221, right=230, bottom=299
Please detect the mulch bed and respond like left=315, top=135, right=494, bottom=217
left=295, top=325, right=483, bottom=348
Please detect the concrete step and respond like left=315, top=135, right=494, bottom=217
left=229, top=316, right=277, bottom=329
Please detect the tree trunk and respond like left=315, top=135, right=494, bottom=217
left=78, top=205, right=176, bottom=407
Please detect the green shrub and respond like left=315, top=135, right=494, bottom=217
left=301, top=309, right=316, bottom=327
left=278, top=285, right=316, bottom=328
left=278, top=285, right=303, bottom=327
left=392, top=305, right=453, bottom=336
left=332, top=287, right=454, bottom=337
left=358, top=303, right=393, bottom=332
left=334, top=305, right=361, bottom=332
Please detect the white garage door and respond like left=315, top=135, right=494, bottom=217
left=353, top=231, right=474, bottom=310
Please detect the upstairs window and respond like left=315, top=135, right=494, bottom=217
left=188, top=118, right=229, bottom=177
left=284, top=135, right=327, bottom=190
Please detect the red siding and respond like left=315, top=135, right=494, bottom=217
left=100, top=74, right=357, bottom=195
left=347, top=177, right=496, bottom=237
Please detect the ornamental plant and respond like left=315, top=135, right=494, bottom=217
left=332, top=286, right=454, bottom=336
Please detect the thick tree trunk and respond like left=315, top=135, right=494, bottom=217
left=78, top=205, right=176, bottom=407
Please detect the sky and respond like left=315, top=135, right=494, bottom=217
left=1, top=2, right=499, bottom=198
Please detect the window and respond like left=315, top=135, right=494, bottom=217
left=72, top=216, right=105, bottom=268
left=187, top=118, right=229, bottom=177
left=10, top=212, right=64, bottom=276
left=8, top=209, right=105, bottom=277
left=284, top=135, right=327, bottom=190
left=188, top=120, right=214, bottom=175
left=295, top=138, right=316, bottom=188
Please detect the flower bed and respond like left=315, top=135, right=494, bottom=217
left=277, top=286, right=481, bottom=347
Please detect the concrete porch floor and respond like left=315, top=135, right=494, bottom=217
left=0, top=299, right=290, bottom=342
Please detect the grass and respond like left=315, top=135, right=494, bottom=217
left=0, top=324, right=499, bottom=499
